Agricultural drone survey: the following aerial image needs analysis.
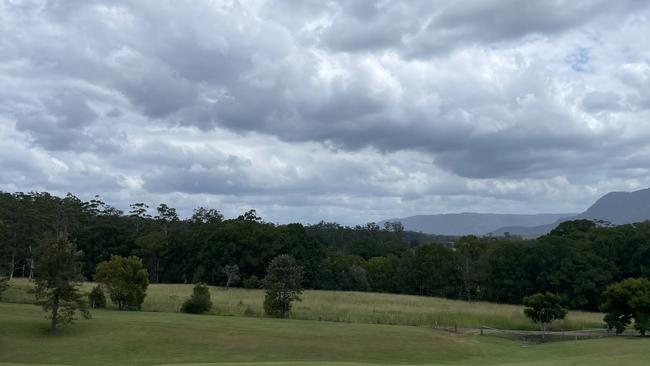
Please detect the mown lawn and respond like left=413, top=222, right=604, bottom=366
left=3, top=279, right=603, bottom=330
left=0, top=302, right=647, bottom=366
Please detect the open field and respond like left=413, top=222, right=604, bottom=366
left=0, top=302, right=648, bottom=366
left=4, top=278, right=603, bottom=330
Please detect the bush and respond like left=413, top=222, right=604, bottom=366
left=182, top=283, right=212, bottom=314
left=0, top=277, right=9, bottom=300
left=243, top=275, right=260, bottom=289
left=88, top=285, right=106, bottom=309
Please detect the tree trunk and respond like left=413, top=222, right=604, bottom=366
left=27, top=245, right=34, bottom=279
left=28, top=257, right=34, bottom=279
left=9, top=254, right=15, bottom=280
left=50, top=294, right=60, bottom=332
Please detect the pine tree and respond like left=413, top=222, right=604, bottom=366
left=33, top=238, right=90, bottom=332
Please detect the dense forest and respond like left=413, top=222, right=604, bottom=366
left=1, top=191, right=649, bottom=311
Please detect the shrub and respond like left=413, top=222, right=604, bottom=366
left=182, top=283, right=212, bottom=314
left=0, top=277, right=9, bottom=300
left=88, top=285, right=107, bottom=309
left=243, top=275, right=260, bottom=289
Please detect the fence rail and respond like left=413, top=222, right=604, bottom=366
left=432, top=324, right=637, bottom=341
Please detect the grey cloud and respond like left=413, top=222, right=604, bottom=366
left=582, top=91, right=621, bottom=112
left=2, top=0, right=650, bottom=224
left=618, top=63, right=650, bottom=110
left=9, top=91, right=123, bottom=153
left=312, top=0, right=649, bottom=57
left=105, top=108, right=123, bottom=118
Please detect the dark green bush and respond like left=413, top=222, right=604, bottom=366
left=88, top=285, right=106, bottom=309
left=0, top=277, right=9, bottom=300
left=182, top=283, right=212, bottom=314
left=243, top=275, right=260, bottom=289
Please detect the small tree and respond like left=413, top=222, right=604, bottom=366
left=243, top=275, right=260, bottom=289
left=523, top=292, right=567, bottom=338
left=223, top=264, right=240, bottom=289
left=349, top=264, right=369, bottom=291
left=181, top=283, right=212, bottom=314
left=33, top=238, right=90, bottom=332
left=95, top=256, right=149, bottom=310
left=263, top=254, right=303, bottom=318
left=0, top=276, right=9, bottom=300
left=88, top=285, right=106, bottom=309
left=601, top=278, right=650, bottom=336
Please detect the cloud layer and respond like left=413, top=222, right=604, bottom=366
left=2, top=0, right=650, bottom=223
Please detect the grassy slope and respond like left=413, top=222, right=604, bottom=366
left=0, top=302, right=648, bottom=366
left=3, top=279, right=603, bottom=330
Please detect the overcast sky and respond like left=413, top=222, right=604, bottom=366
left=1, top=0, right=650, bottom=224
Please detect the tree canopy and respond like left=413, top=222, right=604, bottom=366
left=601, top=278, right=650, bottom=335
left=263, top=254, right=304, bottom=318
left=95, top=255, right=149, bottom=310
left=523, top=292, right=568, bottom=336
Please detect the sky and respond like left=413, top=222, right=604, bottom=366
left=1, top=0, right=650, bottom=224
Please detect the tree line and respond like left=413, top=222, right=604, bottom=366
left=2, top=191, right=650, bottom=315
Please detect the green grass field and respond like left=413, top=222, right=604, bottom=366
left=3, top=279, right=603, bottom=331
left=0, top=302, right=648, bottom=366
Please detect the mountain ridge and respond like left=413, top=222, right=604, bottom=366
left=493, top=188, right=650, bottom=237
left=379, top=212, right=574, bottom=236
left=382, top=188, right=650, bottom=237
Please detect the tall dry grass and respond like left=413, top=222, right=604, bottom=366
left=3, top=278, right=603, bottom=330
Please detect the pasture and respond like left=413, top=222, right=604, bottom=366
left=0, top=302, right=648, bottom=366
left=3, top=278, right=603, bottom=330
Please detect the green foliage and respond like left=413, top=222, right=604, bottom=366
left=549, top=219, right=597, bottom=237
left=33, top=238, right=90, bottom=332
left=134, top=231, right=167, bottom=283
left=243, top=275, right=260, bottom=289
left=523, top=292, right=568, bottom=334
left=263, top=254, right=303, bottom=318
left=95, top=256, right=149, bottom=310
left=88, top=285, right=106, bottom=309
left=601, top=278, right=650, bottom=335
left=366, top=255, right=398, bottom=293
left=181, top=283, right=212, bottom=314
left=454, top=236, right=489, bottom=301
left=5, top=190, right=650, bottom=314
left=0, top=276, right=9, bottom=300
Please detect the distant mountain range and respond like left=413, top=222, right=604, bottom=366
left=381, top=188, right=650, bottom=237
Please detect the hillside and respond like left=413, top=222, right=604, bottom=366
left=2, top=302, right=647, bottom=366
left=380, top=212, right=573, bottom=236
left=382, top=188, right=650, bottom=237
left=493, top=188, right=650, bottom=237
